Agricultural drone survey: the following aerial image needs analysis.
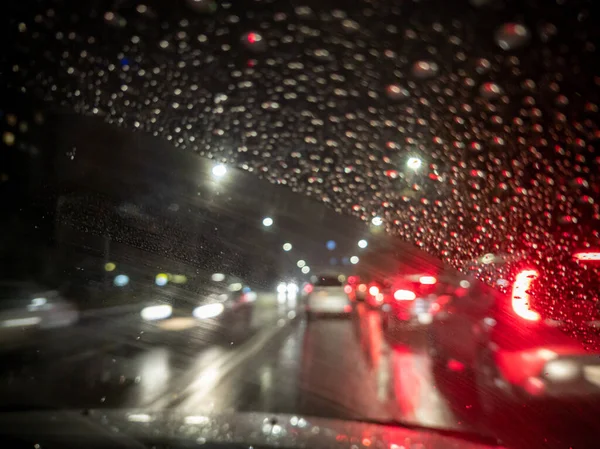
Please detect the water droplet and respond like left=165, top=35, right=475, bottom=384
left=495, top=23, right=530, bottom=50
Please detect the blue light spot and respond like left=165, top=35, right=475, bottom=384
left=114, top=274, right=130, bottom=287
left=329, top=257, right=338, bottom=265
left=341, top=257, right=350, bottom=265
left=326, top=240, right=336, bottom=250
left=120, top=57, right=130, bottom=67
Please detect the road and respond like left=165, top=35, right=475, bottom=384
left=0, top=293, right=598, bottom=449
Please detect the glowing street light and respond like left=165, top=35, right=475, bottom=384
left=212, top=164, right=227, bottom=178
left=350, top=256, right=359, bottom=264
left=297, top=260, right=306, bottom=268
left=262, top=217, right=273, bottom=227
left=358, top=239, right=368, bottom=249
left=283, top=243, right=292, bottom=251
left=301, top=266, right=310, bottom=274
left=371, top=216, right=383, bottom=226
left=407, top=157, right=422, bottom=170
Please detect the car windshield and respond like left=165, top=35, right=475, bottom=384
left=2, top=1, right=600, bottom=449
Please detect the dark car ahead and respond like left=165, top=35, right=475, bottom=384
left=428, top=257, right=600, bottom=418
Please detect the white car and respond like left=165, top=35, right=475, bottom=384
left=305, top=276, right=352, bottom=317
left=0, top=282, right=79, bottom=348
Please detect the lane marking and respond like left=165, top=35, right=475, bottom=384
left=147, top=317, right=293, bottom=410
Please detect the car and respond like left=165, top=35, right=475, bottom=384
left=380, top=273, right=439, bottom=336
left=427, top=257, right=600, bottom=419
left=0, top=281, right=79, bottom=350
left=305, top=275, right=352, bottom=318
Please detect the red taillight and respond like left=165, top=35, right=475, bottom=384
left=358, top=284, right=367, bottom=292
left=511, top=269, right=540, bottom=322
left=247, top=32, right=259, bottom=44
left=394, top=289, right=416, bottom=301
left=574, top=251, right=600, bottom=261
left=343, top=285, right=352, bottom=294
left=348, top=276, right=358, bottom=284
left=304, top=284, right=313, bottom=294
left=419, top=275, right=437, bottom=285
left=369, top=285, right=380, bottom=296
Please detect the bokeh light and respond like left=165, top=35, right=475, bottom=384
left=104, top=262, right=116, bottom=272
left=155, top=273, right=169, bottom=286
left=113, top=274, right=129, bottom=287
left=407, top=157, right=422, bottom=170
left=371, top=217, right=383, bottom=226
left=212, top=164, right=227, bottom=178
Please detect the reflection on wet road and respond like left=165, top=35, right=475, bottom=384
left=1, top=296, right=599, bottom=448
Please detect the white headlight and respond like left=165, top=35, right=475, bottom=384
left=277, top=283, right=287, bottom=293
left=141, top=305, right=172, bottom=321
left=544, top=360, right=579, bottom=381
left=193, top=303, right=224, bottom=320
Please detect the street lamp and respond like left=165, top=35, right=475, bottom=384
left=301, top=266, right=310, bottom=274
left=212, top=164, right=227, bottom=178
left=371, top=216, right=383, bottom=226
left=283, top=243, right=292, bottom=251
left=350, top=256, right=359, bottom=264
left=262, top=217, right=273, bottom=227
left=358, top=239, right=368, bottom=249
left=407, top=157, right=422, bottom=171
left=297, top=260, right=306, bottom=268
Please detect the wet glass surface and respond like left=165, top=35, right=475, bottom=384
left=2, top=0, right=600, bottom=448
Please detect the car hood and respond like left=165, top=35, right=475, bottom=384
left=0, top=409, right=503, bottom=449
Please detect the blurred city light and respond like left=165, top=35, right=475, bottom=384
left=193, top=303, right=225, bottom=320
left=350, top=256, right=359, bottom=264
left=277, top=282, right=287, bottom=293
left=212, top=164, right=227, bottom=178
left=28, top=297, right=47, bottom=311
left=211, top=273, right=225, bottom=282
left=155, top=273, right=169, bottom=286
left=114, top=274, right=130, bottom=287
left=104, top=262, right=116, bottom=272
left=338, top=274, right=346, bottom=282
left=358, top=239, right=368, bottom=248
left=282, top=242, right=292, bottom=251
left=297, top=260, right=306, bottom=268
left=301, top=266, right=310, bottom=274
left=371, top=216, right=383, bottom=226
left=287, top=283, right=298, bottom=294
left=460, top=280, right=471, bottom=289
left=127, top=414, right=153, bottom=423
left=184, top=416, right=209, bottom=425
left=407, top=157, right=422, bottom=170
left=228, top=282, right=243, bottom=291
left=262, top=217, right=274, bottom=227
left=171, top=274, right=188, bottom=284
left=326, top=240, right=336, bottom=250
left=141, top=304, right=172, bottom=321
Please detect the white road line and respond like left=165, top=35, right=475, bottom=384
left=147, top=317, right=292, bottom=410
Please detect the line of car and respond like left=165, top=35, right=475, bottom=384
left=303, top=257, right=600, bottom=418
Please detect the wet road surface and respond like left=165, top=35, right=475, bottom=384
left=0, top=294, right=599, bottom=448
